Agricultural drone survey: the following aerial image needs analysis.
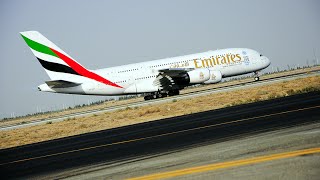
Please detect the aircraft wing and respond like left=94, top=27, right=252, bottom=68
left=45, top=80, right=82, bottom=88
left=158, top=68, right=194, bottom=76
left=153, top=68, right=194, bottom=90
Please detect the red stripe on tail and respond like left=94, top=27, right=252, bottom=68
left=50, top=48, right=123, bottom=88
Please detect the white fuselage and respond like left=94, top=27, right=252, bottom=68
left=39, top=48, right=270, bottom=95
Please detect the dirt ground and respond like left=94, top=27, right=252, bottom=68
left=0, top=75, right=319, bottom=149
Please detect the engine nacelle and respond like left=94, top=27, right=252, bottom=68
left=187, top=69, right=210, bottom=84
left=204, top=70, right=222, bottom=84
left=124, top=79, right=159, bottom=93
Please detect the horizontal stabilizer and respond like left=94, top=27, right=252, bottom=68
left=45, top=80, right=81, bottom=88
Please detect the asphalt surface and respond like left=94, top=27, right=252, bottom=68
left=0, top=92, right=319, bottom=179
left=1, top=70, right=318, bottom=131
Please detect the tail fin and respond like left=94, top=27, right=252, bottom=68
left=20, top=31, right=86, bottom=81
left=20, top=31, right=122, bottom=88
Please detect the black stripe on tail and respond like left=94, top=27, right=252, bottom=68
left=37, top=58, right=80, bottom=76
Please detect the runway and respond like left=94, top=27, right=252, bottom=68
left=0, top=92, right=319, bottom=179
left=129, top=147, right=320, bottom=180
left=1, top=70, right=319, bottom=131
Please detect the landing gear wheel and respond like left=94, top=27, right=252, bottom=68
left=253, top=71, right=260, bottom=81
left=168, top=91, right=174, bottom=96
left=144, top=92, right=168, bottom=101
left=144, top=95, right=151, bottom=101
left=152, top=94, right=157, bottom=99
left=168, top=90, right=180, bottom=96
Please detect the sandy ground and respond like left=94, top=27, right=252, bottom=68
left=0, top=75, right=319, bottom=149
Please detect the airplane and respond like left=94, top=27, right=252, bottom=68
left=20, top=31, right=271, bottom=100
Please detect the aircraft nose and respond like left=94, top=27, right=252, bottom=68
left=262, top=56, right=271, bottom=67
left=266, top=57, right=271, bottom=66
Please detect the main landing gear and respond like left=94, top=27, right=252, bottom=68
left=254, top=71, right=260, bottom=81
left=144, top=90, right=180, bottom=101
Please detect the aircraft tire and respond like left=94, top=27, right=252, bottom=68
left=144, top=95, right=151, bottom=101
left=152, top=94, right=157, bottom=99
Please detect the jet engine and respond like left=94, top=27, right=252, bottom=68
left=204, top=70, right=222, bottom=84
left=187, top=69, right=211, bottom=83
left=172, top=69, right=221, bottom=86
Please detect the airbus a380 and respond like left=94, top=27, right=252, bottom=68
left=20, top=31, right=270, bottom=100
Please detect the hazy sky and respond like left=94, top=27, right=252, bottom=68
left=0, top=0, right=319, bottom=119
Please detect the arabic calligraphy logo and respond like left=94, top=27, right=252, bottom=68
left=211, top=73, right=216, bottom=80
left=244, top=56, right=250, bottom=65
left=200, top=72, right=204, bottom=79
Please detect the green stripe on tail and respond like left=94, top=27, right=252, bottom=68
left=21, top=34, right=58, bottom=58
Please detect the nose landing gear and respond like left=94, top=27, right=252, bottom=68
left=254, top=71, right=260, bottom=81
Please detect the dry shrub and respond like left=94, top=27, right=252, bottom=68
left=251, top=95, right=261, bottom=102
left=145, top=107, right=161, bottom=114
left=78, top=124, right=88, bottom=129
left=268, top=92, right=279, bottom=99
left=286, top=89, right=296, bottom=96
left=116, top=114, right=126, bottom=119
left=257, top=90, right=268, bottom=95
